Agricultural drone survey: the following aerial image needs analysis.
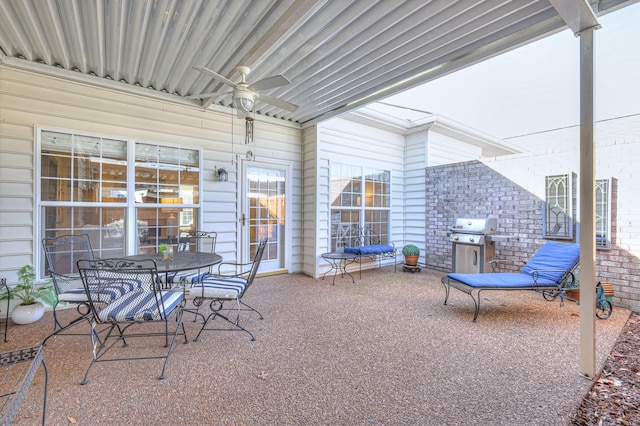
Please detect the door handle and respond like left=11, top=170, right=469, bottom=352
left=473, top=251, right=477, bottom=266
left=240, top=214, right=246, bottom=226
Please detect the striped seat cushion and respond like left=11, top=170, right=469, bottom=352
left=59, top=278, right=143, bottom=302
left=98, top=290, right=184, bottom=322
left=187, top=276, right=247, bottom=299
left=167, top=270, right=208, bottom=285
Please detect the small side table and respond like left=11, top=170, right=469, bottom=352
left=321, top=252, right=358, bottom=284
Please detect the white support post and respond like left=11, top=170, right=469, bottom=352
left=579, top=27, right=597, bottom=379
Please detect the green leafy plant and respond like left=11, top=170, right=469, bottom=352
left=158, top=243, right=169, bottom=254
left=402, top=244, right=420, bottom=256
left=0, top=265, right=56, bottom=306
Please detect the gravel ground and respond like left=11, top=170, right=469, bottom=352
left=4, top=266, right=631, bottom=425
left=571, top=312, right=640, bottom=425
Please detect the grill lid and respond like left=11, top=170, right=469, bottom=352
left=449, top=218, right=497, bottom=235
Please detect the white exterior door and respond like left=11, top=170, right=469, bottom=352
left=240, top=161, right=289, bottom=273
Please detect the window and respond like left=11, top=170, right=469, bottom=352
left=596, top=178, right=612, bottom=249
left=38, top=129, right=201, bottom=267
left=543, top=174, right=573, bottom=239
left=330, top=163, right=391, bottom=251
left=134, top=142, right=200, bottom=253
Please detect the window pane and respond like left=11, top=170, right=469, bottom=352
left=544, top=174, right=572, bottom=239
left=596, top=179, right=611, bottom=249
left=330, top=209, right=360, bottom=251
left=365, top=210, right=389, bottom=243
left=331, top=164, right=361, bottom=207
left=41, top=206, right=126, bottom=257
left=364, top=169, right=390, bottom=208
left=135, top=143, right=199, bottom=205
left=137, top=207, right=198, bottom=253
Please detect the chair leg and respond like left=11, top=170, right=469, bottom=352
left=240, top=300, right=264, bottom=320
left=51, top=302, right=63, bottom=330
left=160, top=309, right=188, bottom=380
left=191, top=299, right=257, bottom=342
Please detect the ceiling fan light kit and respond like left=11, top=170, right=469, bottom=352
left=233, top=89, right=254, bottom=113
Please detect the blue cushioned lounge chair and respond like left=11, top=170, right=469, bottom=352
left=441, top=241, right=580, bottom=321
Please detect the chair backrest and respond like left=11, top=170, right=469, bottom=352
left=42, top=233, right=95, bottom=293
left=77, top=258, right=161, bottom=321
left=177, top=231, right=217, bottom=253
left=243, top=238, right=268, bottom=293
left=520, top=241, right=580, bottom=283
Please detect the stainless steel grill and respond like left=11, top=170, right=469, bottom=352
left=449, top=218, right=497, bottom=274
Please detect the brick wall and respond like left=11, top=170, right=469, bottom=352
left=425, top=160, right=547, bottom=273
left=425, top=154, right=640, bottom=313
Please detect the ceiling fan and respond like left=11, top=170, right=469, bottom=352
left=188, top=65, right=298, bottom=116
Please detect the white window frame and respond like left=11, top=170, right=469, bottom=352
left=36, top=127, right=203, bottom=277
left=329, top=162, right=391, bottom=251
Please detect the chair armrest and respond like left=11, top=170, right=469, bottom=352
left=488, top=259, right=525, bottom=272
left=215, top=261, right=254, bottom=277
left=529, top=269, right=576, bottom=288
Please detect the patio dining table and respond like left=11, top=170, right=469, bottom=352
left=121, top=251, right=222, bottom=289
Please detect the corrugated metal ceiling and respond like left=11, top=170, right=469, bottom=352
left=0, top=0, right=631, bottom=127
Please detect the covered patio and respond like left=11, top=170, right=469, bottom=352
left=10, top=267, right=630, bottom=425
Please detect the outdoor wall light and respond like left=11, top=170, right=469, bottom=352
left=217, top=167, right=228, bottom=182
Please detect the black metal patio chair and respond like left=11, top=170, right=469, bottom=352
left=41, top=233, right=100, bottom=345
left=77, top=257, right=188, bottom=384
left=167, top=231, right=218, bottom=286
left=185, top=238, right=267, bottom=341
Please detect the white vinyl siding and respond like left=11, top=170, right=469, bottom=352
left=0, top=66, right=303, bottom=279
left=315, top=117, right=404, bottom=275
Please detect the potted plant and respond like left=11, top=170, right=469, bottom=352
left=402, top=244, right=420, bottom=266
left=158, top=243, right=173, bottom=260
left=1, top=265, right=56, bottom=325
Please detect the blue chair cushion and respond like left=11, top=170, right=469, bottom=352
left=447, top=272, right=559, bottom=288
left=521, top=241, right=580, bottom=283
left=187, top=276, right=247, bottom=299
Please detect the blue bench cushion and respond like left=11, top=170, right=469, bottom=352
left=187, top=276, right=247, bottom=299
left=98, top=289, right=184, bottom=321
left=344, top=244, right=395, bottom=255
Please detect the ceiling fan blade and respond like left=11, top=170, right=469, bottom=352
left=258, top=94, right=298, bottom=112
left=194, top=66, right=238, bottom=89
left=249, top=75, right=290, bottom=92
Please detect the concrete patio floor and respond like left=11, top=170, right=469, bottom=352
left=4, top=266, right=630, bottom=425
